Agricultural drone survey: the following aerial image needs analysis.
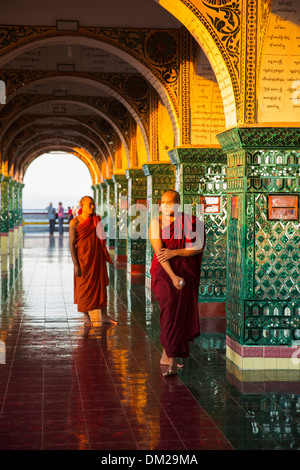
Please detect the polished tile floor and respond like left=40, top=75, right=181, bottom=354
left=0, top=234, right=299, bottom=450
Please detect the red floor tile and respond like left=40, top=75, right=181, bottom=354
left=0, top=235, right=234, bottom=451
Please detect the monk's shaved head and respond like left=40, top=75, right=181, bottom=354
left=161, top=190, right=180, bottom=203
left=80, top=196, right=94, bottom=206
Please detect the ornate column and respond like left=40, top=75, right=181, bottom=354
left=104, top=178, right=115, bottom=250
left=169, top=146, right=227, bottom=332
left=113, top=174, right=128, bottom=263
left=126, top=168, right=147, bottom=275
left=91, top=184, right=98, bottom=210
left=91, top=183, right=102, bottom=215
left=218, top=126, right=300, bottom=370
left=8, top=178, right=16, bottom=248
left=142, top=163, right=175, bottom=289
left=15, top=182, right=24, bottom=245
left=12, top=180, right=21, bottom=246
left=96, top=183, right=102, bottom=214
left=1, top=175, right=10, bottom=254
left=99, top=182, right=106, bottom=217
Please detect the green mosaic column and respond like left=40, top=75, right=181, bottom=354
left=91, top=183, right=102, bottom=214
left=96, top=183, right=102, bottom=214
left=12, top=181, right=20, bottom=247
left=15, top=183, right=24, bottom=247
left=99, top=182, right=106, bottom=217
left=218, top=126, right=300, bottom=370
left=113, top=174, right=128, bottom=263
left=8, top=179, right=15, bottom=248
left=169, top=146, right=227, bottom=324
left=91, top=184, right=97, bottom=209
left=1, top=176, right=10, bottom=254
left=126, top=168, right=147, bottom=274
left=142, top=163, right=175, bottom=289
left=12, top=181, right=19, bottom=229
left=104, top=178, right=115, bottom=250
left=18, top=183, right=25, bottom=227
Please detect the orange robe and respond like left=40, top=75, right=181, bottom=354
left=74, top=213, right=112, bottom=312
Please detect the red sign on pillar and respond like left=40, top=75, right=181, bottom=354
left=268, top=195, right=298, bottom=221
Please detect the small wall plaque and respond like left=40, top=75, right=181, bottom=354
left=268, top=195, right=298, bottom=220
left=201, top=196, right=221, bottom=214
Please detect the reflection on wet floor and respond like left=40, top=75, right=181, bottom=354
left=0, top=234, right=299, bottom=450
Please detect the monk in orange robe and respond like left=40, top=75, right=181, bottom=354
left=69, top=196, right=117, bottom=327
left=149, top=190, right=205, bottom=377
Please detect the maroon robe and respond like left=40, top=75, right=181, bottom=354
left=150, top=213, right=205, bottom=358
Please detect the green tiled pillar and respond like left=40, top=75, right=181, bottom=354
left=91, top=183, right=102, bottom=215
left=18, top=183, right=25, bottom=227
left=91, top=184, right=97, bottom=210
left=113, top=174, right=128, bottom=263
left=13, top=181, right=20, bottom=247
left=8, top=179, right=15, bottom=248
left=169, top=146, right=227, bottom=325
left=1, top=176, right=10, bottom=254
left=15, top=182, right=24, bottom=246
left=104, top=178, right=115, bottom=250
left=142, top=163, right=175, bottom=289
left=126, top=168, right=147, bottom=274
left=96, top=183, right=101, bottom=214
left=99, top=183, right=106, bottom=217
left=218, top=126, right=300, bottom=369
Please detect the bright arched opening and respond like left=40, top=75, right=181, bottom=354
left=23, top=152, right=93, bottom=211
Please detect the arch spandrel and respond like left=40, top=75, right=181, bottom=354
left=257, top=0, right=300, bottom=124
left=155, top=0, right=240, bottom=127
left=190, top=48, right=226, bottom=145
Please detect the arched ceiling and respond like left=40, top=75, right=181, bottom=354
left=0, top=0, right=181, bottom=28
left=0, top=0, right=183, bottom=182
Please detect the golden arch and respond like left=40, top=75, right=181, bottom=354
left=4, top=73, right=151, bottom=162
left=3, top=116, right=113, bottom=167
left=19, top=141, right=101, bottom=185
left=0, top=97, right=131, bottom=167
left=0, top=33, right=180, bottom=145
left=8, top=126, right=107, bottom=174
left=155, top=0, right=238, bottom=127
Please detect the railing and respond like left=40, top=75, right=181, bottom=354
left=22, top=210, right=70, bottom=232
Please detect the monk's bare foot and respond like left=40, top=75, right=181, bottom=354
left=84, top=313, right=93, bottom=327
left=160, top=350, right=183, bottom=368
left=162, top=358, right=177, bottom=377
left=160, top=361, right=184, bottom=369
left=100, top=315, right=118, bottom=325
left=163, top=369, right=178, bottom=377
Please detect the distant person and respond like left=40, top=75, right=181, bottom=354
left=45, top=202, right=56, bottom=236
left=72, top=201, right=81, bottom=218
left=67, top=206, right=73, bottom=223
left=57, top=202, right=65, bottom=236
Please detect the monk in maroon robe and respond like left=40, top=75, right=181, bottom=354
left=69, top=196, right=117, bottom=327
left=149, top=190, right=205, bottom=377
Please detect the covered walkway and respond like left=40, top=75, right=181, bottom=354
left=0, top=235, right=299, bottom=450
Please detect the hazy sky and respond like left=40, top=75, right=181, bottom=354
left=23, top=152, right=93, bottom=210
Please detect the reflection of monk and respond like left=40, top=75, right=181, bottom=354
left=149, top=190, right=205, bottom=377
left=69, top=196, right=118, bottom=326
